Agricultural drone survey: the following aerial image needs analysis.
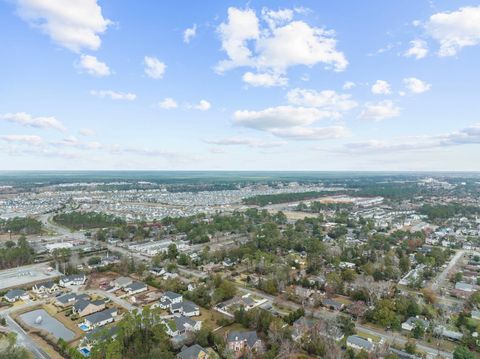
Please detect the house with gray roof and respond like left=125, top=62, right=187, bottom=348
left=401, top=316, right=430, bottom=332
left=163, top=315, right=201, bottom=337
left=177, top=344, right=208, bottom=359
left=346, top=335, right=374, bottom=352
left=32, top=281, right=59, bottom=294
left=226, top=331, right=262, bottom=356
left=55, top=293, right=89, bottom=307
left=60, top=273, right=86, bottom=287
left=73, top=299, right=106, bottom=317
left=170, top=301, right=200, bottom=317
left=124, top=281, right=148, bottom=295
left=81, top=308, right=118, bottom=331
left=4, top=289, right=29, bottom=303
left=159, top=291, right=183, bottom=309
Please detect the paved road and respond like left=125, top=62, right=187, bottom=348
left=0, top=302, right=50, bottom=359
left=430, top=250, right=465, bottom=291
left=83, top=289, right=134, bottom=311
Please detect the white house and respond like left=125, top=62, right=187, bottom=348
left=401, top=317, right=429, bottom=332
left=159, top=291, right=183, bottom=309
left=80, top=308, right=118, bottom=331
left=170, top=301, right=200, bottom=317
left=124, top=281, right=148, bottom=295
left=4, top=289, right=29, bottom=303
left=163, top=315, right=201, bottom=337
left=346, top=335, right=374, bottom=352
left=32, top=281, right=59, bottom=294
left=59, top=274, right=86, bottom=287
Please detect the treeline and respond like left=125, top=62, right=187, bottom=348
left=419, top=203, right=480, bottom=221
left=297, top=201, right=353, bottom=212
left=90, top=308, right=175, bottom=359
left=53, top=211, right=125, bottom=229
left=243, top=191, right=337, bottom=206
left=0, top=236, right=35, bottom=269
left=0, top=217, right=42, bottom=234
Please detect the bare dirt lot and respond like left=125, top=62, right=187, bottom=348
left=85, top=271, right=118, bottom=290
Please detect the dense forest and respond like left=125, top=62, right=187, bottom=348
left=0, top=236, right=35, bottom=270
left=0, top=217, right=42, bottom=234
left=419, top=203, right=480, bottom=221
left=53, top=211, right=125, bottom=230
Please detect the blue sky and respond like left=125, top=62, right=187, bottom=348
left=1, top=0, right=480, bottom=170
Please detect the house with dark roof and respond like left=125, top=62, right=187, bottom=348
left=110, top=276, right=133, bottom=289
left=226, top=331, right=263, bottom=358
left=4, top=289, right=29, bottom=303
left=177, top=344, right=208, bottom=359
left=59, top=273, right=86, bottom=287
left=73, top=299, right=106, bottom=317
left=163, top=315, right=201, bottom=337
left=159, top=291, right=183, bottom=309
left=346, top=335, right=374, bottom=352
left=81, top=308, right=118, bottom=331
left=55, top=293, right=89, bottom=308
left=124, top=281, right=148, bottom=295
left=322, top=298, right=344, bottom=311
left=32, top=281, right=59, bottom=294
left=401, top=316, right=429, bottom=332
left=170, top=301, right=200, bottom=317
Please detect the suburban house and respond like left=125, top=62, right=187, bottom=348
left=401, top=316, right=430, bottom=332
left=59, top=273, right=87, bottom=287
left=149, top=267, right=165, bottom=277
left=170, top=301, right=200, bottom=317
left=226, top=331, right=263, bottom=358
left=124, top=281, right=148, bottom=295
left=110, top=276, right=133, bottom=289
left=4, top=289, right=29, bottom=303
left=32, top=281, right=59, bottom=294
left=322, top=298, right=344, bottom=311
left=159, top=291, right=183, bottom=309
left=73, top=299, right=106, bottom=317
left=346, top=335, right=374, bottom=352
left=55, top=293, right=89, bottom=308
left=81, top=308, right=118, bottom=331
left=292, top=317, right=317, bottom=342
left=177, top=344, right=208, bottom=359
left=163, top=315, right=202, bottom=337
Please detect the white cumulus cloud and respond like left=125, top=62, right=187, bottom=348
left=403, top=77, right=431, bottom=94
left=216, top=7, right=347, bottom=87
left=242, top=72, right=288, bottom=87
left=78, top=55, right=111, bottom=77
left=286, top=88, right=357, bottom=113
left=359, top=100, right=400, bottom=121
left=343, top=81, right=355, bottom=90
left=193, top=100, right=211, bottom=111
left=90, top=90, right=136, bottom=101
left=144, top=56, right=166, bottom=79
left=15, top=0, right=112, bottom=52
left=183, top=24, right=197, bottom=43
left=0, top=112, right=66, bottom=131
left=234, top=106, right=334, bottom=131
left=404, top=39, right=429, bottom=59
left=426, top=6, right=480, bottom=56
left=371, top=80, right=392, bottom=95
left=158, top=98, right=178, bottom=109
